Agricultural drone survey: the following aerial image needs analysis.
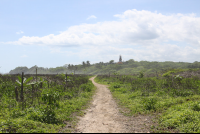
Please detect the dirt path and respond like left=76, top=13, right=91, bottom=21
left=73, top=76, right=154, bottom=133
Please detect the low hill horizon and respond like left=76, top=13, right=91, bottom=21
left=8, top=59, right=200, bottom=75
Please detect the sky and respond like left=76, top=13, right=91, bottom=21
left=0, top=0, right=200, bottom=73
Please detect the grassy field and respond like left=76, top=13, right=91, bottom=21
left=94, top=68, right=200, bottom=133
left=0, top=74, right=96, bottom=133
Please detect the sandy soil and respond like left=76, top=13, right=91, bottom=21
left=72, top=76, right=154, bottom=133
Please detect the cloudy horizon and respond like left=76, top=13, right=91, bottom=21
left=0, top=0, right=200, bottom=73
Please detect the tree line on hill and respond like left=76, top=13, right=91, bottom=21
left=8, top=59, right=200, bottom=75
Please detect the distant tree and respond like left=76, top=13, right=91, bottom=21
left=188, top=61, right=200, bottom=68
left=71, top=64, right=74, bottom=70
left=99, top=61, right=104, bottom=65
left=109, top=60, right=114, bottom=64
left=82, top=61, right=86, bottom=68
left=128, top=59, right=135, bottom=63
left=113, top=64, right=122, bottom=70
left=9, top=66, right=29, bottom=74
left=71, top=65, right=78, bottom=74
left=49, top=67, right=65, bottom=73
left=63, top=64, right=68, bottom=68
left=68, top=64, right=71, bottom=70
left=96, top=64, right=102, bottom=69
left=86, top=61, right=90, bottom=66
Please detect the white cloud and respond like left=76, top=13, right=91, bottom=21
left=4, top=9, right=200, bottom=62
left=86, top=15, right=97, bottom=20
left=8, top=9, right=200, bottom=48
left=16, top=31, right=24, bottom=34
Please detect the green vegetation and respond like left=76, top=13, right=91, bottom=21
left=95, top=68, right=200, bottom=133
left=0, top=74, right=95, bottom=133
left=4, top=57, right=200, bottom=132
left=9, top=60, right=200, bottom=76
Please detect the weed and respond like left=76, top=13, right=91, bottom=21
left=142, top=97, right=158, bottom=111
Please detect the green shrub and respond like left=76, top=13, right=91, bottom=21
left=79, top=83, right=92, bottom=92
left=191, top=101, right=200, bottom=111
left=11, top=108, right=26, bottom=118
left=142, top=97, right=158, bottom=111
left=162, top=71, right=175, bottom=77
left=113, top=84, right=121, bottom=88
left=137, top=71, right=144, bottom=78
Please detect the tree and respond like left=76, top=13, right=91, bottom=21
left=109, top=60, right=114, bottom=64
left=63, top=64, right=68, bottom=68
left=128, top=59, right=134, bottom=63
left=82, top=61, right=86, bottom=68
left=68, top=64, right=71, bottom=70
left=113, top=64, right=122, bottom=70
left=86, top=61, right=90, bottom=66
left=96, top=64, right=102, bottom=69
left=72, top=65, right=78, bottom=74
left=71, top=64, right=74, bottom=70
